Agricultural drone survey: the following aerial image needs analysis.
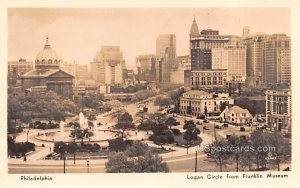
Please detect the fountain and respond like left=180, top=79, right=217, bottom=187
left=79, top=112, right=85, bottom=129
left=93, top=120, right=98, bottom=138
left=60, top=121, right=64, bottom=138
left=85, top=118, right=89, bottom=129
left=35, top=112, right=119, bottom=142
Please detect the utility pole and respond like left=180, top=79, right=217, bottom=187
left=87, top=160, right=90, bottom=173
left=73, top=140, right=76, bottom=165
left=63, top=157, right=66, bottom=174
left=195, top=151, right=198, bottom=172
left=186, top=131, right=189, bottom=155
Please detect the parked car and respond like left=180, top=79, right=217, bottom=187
left=240, top=126, right=246, bottom=132
left=196, top=121, right=202, bottom=125
left=203, top=119, right=209, bottom=123
left=203, top=126, right=209, bottom=130
left=215, top=125, right=222, bottom=129
left=223, top=123, right=228, bottom=127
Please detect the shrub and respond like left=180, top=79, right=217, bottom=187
left=171, top=128, right=181, bottom=135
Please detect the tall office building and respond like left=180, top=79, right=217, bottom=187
left=243, top=33, right=290, bottom=85
left=212, top=44, right=246, bottom=82
left=136, top=54, right=157, bottom=82
left=242, top=26, right=250, bottom=37
left=61, top=62, right=90, bottom=81
left=186, top=17, right=230, bottom=90
left=243, top=34, right=268, bottom=83
left=171, top=55, right=191, bottom=84
left=156, top=34, right=176, bottom=83
left=189, top=17, right=229, bottom=70
left=264, top=34, right=291, bottom=84
left=90, top=46, right=125, bottom=85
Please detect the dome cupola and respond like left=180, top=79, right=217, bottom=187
left=35, top=35, right=60, bottom=69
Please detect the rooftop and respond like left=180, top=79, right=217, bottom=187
left=184, top=90, right=210, bottom=96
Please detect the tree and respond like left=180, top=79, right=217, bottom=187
left=165, top=117, right=177, bottom=129
left=108, top=138, right=127, bottom=152
left=82, top=93, right=102, bottom=109
left=227, top=135, right=250, bottom=172
left=133, top=151, right=169, bottom=172
left=183, top=120, right=200, bottom=141
left=53, top=142, right=67, bottom=157
left=7, top=136, right=16, bottom=156
left=138, top=119, right=155, bottom=131
left=154, top=95, right=172, bottom=109
left=250, top=130, right=270, bottom=170
left=206, top=139, right=232, bottom=172
left=183, top=120, right=200, bottom=154
left=7, top=91, right=78, bottom=124
left=115, top=112, right=135, bottom=138
left=106, top=152, right=135, bottom=173
left=105, top=151, right=169, bottom=173
left=267, top=131, right=291, bottom=171
left=125, top=141, right=150, bottom=157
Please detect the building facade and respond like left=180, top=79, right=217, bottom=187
left=156, top=34, right=176, bottom=83
left=219, top=106, right=253, bottom=125
left=90, top=46, right=125, bottom=85
left=136, top=54, right=157, bottom=82
left=266, top=89, right=291, bottom=133
left=189, top=18, right=229, bottom=71
left=20, top=37, right=74, bottom=97
left=171, top=55, right=191, bottom=84
left=212, top=46, right=246, bottom=82
left=180, top=90, right=234, bottom=116
left=8, top=58, right=33, bottom=86
left=243, top=33, right=291, bottom=85
left=188, top=69, right=227, bottom=89
left=264, top=34, right=291, bottom=84
left=243, top=34, right=268, bottom=83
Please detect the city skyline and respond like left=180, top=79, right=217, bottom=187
left=8, top=8, right=290, bottom=67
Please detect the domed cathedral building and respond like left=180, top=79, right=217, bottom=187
left=21, top=36, right=74, bottom=97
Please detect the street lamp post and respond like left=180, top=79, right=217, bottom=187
left=26, top=130, right=29, bottom=142
left=186, top=130, right=189, bottom=155
left=214, top=122, right=217, bottom=141
left=73, top=140, right=76, bottom=165
left=195, top=151, right=198, bottom=172
left=63, top=157, right=66, bottom=173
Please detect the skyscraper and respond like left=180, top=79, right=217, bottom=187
left=189, top=17, right=229, bottom=71
left=264, top=34, right=291, bottom=84
left=212, top=38, right=246, bottom=82
left=156, top=34, right=176, bottom=83
left=243, top=33, right=291, bottom=85
left=90, top=46, right=125, bottom=85
left=242, top=26, right=250, bottom=37
left=136, top=54, right=157, bottom=82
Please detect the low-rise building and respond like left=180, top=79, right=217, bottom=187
left=219, top=106, right=253, bottom=125
left=266, top=89, right=291, bottom=133
left=180, top=90, right=234, bottom=116
left=185, top=69, right=227, bottom=90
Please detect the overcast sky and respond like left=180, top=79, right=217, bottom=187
left=8, top=8, right=290, bottom=67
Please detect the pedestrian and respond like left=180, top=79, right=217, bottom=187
left=50, top=147, right=51, bottom=152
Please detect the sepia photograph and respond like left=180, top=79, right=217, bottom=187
left=6, top=7, right=293, bottom=175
